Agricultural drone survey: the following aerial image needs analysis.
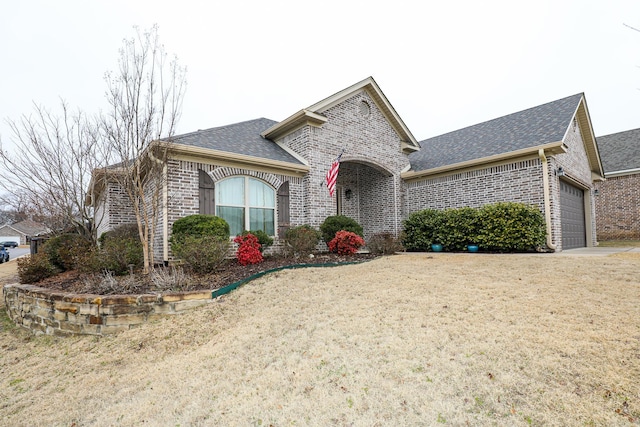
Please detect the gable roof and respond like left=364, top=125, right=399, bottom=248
left=169, top=118, right=305, bottom=165
left=404, top=93, right=604, bottom=180
left=408, top=94, right=584, bottom=172
left=596, top=128, right=640, bottom=175
left=261, top=77, right=420, bottom=153
left=6, top=220, right=49, bottom=236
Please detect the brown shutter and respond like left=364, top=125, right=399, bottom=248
left=277, top=181, right=290, bottom=238
left=199, top=170, right=215, bottom=215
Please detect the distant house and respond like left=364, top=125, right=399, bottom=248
left=91, top=77, right=604, bottom=261
left=594, top=128, right=640, bottom=240
left=0, top=220, right=50, bottom=245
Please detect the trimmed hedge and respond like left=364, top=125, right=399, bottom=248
left=171, top=215, right=230, bottom=243
left=320, top=215, right=363, bottom=244
left=402, top=203, right=546, bottom=253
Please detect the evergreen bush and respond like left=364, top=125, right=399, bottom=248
left=320, top=215, right=363, bottom=244
left=402, top=203, right=546, bottom=253
left=17, top=252, right=58, bottom=283
left=98, top=224, right=144, bottom=275
left=42, top=234, right=94, bottom=272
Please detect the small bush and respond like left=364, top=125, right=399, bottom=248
left=172, top=235, right=231, bottom=274
left=368, top=232, right=404, bottom=255
left=234, top=233, right=263, bottom=265
left=240, top=230, right=273, bottom=253
left=320, top=215, right=363, bottom=245
left=43, top=234, right=94, bottom=272
left=284, top=225, right=321, bottom=257
left=17, top=253, right=58, bottom=283
left=171, top=215, right=230, bottom=243
left=97, top=224, right=144, bottom=275
left=329, top=231, right=365, bottom=255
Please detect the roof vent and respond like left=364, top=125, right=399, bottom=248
left=359, top=100, right=371, bottom=117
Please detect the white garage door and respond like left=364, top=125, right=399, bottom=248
left=0, top=236, right=21, bottom=244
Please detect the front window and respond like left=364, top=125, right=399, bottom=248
left=216, top=177, right=275, bottom=237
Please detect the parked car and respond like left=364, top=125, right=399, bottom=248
left=0, top=246, right=9, bottom=263
left=0, top=241, right=18, bottom=248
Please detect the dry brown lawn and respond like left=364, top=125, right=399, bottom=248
left=1, top=253, right=639, bottom=426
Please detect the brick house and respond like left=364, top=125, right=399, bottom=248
left=92, top=77, right=604, bottom=261
left=594, top=128, right=640, bottom=240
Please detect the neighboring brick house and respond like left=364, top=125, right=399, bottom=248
left=92, top=77, right=605, bottom=261
left=594, top=128, right=640, bottom=240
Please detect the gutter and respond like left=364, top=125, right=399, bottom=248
left=538, top=149, right=557, bottom=251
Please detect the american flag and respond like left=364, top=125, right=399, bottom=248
left=325, top=151, right=343, bottom=197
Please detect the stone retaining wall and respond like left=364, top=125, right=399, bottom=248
left=3, top=284, right=214, bottom=336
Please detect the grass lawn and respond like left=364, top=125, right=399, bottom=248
left=598, top=240, right=640, bottom=247
left=1, top=253, right=639, bottom=426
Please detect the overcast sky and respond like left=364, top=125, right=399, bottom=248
left=1, top=0, right=639, bottom=150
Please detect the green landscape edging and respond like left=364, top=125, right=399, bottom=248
left=211, top=260, right=365, bottom=299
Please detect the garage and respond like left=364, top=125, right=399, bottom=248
left=560, top=180, right=586, bottom=249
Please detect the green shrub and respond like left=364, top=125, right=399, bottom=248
left=476, top=202, right=546, bottom=252
left=171, top=215, right=230, bottom=244
left=98, top=224, right=144, bottom=275
left=284, top=225, right=321, bottom=257
left=367, top=232, right=404, bottom=255
left=17, top=253, right=58, bottom=283
left=438, top=207, right=480, bottom=251
left=42, top=234, right=94, bottom=272
left=402, top=209, right=444, bottom=251
left=240, top=229, right=273, bottom=253
left=172, top=235, right=231, bottom=274
left=320, top=215, right=364, bottom=244
left=402, top=203, right=546, bottom=253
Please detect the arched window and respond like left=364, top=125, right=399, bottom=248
left=216, top=177, right=275, bottom=237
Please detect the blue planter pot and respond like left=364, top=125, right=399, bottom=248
left=431, top=244, right=443, bottom=252
left=467, top=245, right=479, bottom=253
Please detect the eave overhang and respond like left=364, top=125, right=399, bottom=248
left=571, top=95, right=605, bottom=180
left=402, top=141, right=567, bottom=182
left=260, top=110, right=327, bottom=141
left=170, top=144, right=310, bottom=176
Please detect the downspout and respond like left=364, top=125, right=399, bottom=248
left=393, top=174, right=398, bottom=237
left=163, top=163, right=169, bottom=263
left=538, top=149, right=557, bottom=251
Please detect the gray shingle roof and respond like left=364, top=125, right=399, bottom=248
left=596, top=128, right=640, bottom=173
left=169, top=118, right=304, bottom=164
left=409, top=93, right=584, bottom=171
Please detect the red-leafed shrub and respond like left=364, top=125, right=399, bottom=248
left=328, top=230, right=365, bottom=255
left=234, top=233, right=263, bottom=266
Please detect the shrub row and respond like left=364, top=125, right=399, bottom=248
left=402, top=203, right=546, bottom=252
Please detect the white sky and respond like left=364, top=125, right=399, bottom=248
left=1, top=0, right=639, bottom=149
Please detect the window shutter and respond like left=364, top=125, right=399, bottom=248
left=277, top=181, right=290, bottom=238
left=199, top=170, right=215, bottom=215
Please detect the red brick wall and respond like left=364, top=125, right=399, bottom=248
left=595, top=173, right=640, bottom=240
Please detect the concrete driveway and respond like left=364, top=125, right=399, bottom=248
left=556, top=246, right=640, bottom=256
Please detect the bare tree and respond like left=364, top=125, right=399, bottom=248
left=0, top=102, right=103, bottom=240
left=100, top=25, right=186, bottom=274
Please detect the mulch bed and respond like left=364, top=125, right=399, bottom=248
left=28, top=253, right=381, bottom=295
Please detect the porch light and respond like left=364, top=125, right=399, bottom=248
left=345, top=189, right=352, bottom=200
left=556, top=167, right=565, bottom=177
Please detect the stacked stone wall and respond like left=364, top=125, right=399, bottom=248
left=3, top=284, right=214, bottom=336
